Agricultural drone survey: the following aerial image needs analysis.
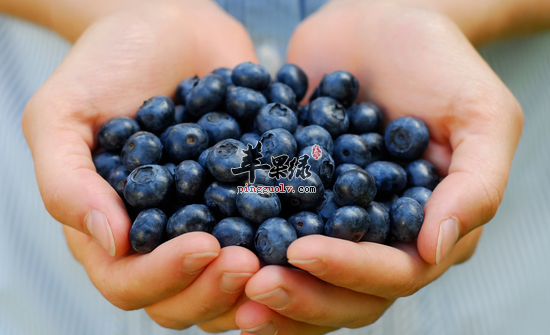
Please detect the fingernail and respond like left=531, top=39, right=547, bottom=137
left=183, top=252, right=219, bottom=274
left=242, top=321, right=278, bottom=335
left=85, top=209, right=115, bottom=257
left=250, top=287, right=291, bottom=310
left=220, top=272, right=254, bottom=294
left=436, top=217, right=460, bottom=265
left=287, top=258, right=327, bottom=275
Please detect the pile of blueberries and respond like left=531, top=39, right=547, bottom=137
left=93, top=62, right=439, bottom=266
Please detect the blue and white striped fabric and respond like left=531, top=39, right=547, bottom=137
left=1, top=1, right=550, bottom=334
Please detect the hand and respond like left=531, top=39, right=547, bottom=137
left=236, top=1, right=523, bottom=333
left=22, top=0, right=260, bottom=330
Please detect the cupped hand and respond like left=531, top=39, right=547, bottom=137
left=22, top=0, right=260, bottom=330
left=237, top=1, right=523, bottom=333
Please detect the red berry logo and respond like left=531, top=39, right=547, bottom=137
left=312, top=144, right=322, bottom=160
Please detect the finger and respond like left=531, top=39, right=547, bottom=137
left=287, top=231, right=482, bottom=299
left=198, top=294, right=250, bottom=333
left=145, top=246, right=260, bottom=330
left=236, top=300, right=336, bottom=335
left=64, top=226, right=221, bottom=310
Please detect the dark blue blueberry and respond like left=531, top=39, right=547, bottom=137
left=236, top=188, right=281, bottom=225
left=204, top=181, right=239, bottom=218
left=254, top=217, right=297, bottom=265
left=360, top=133, right=388, bottom=163
left=296, top=104, right=309, bottom=125
left=254, top=103, right=298, bottom=134
left=316, top=189, right=341, bottom=223
left=319, top=71, right=359, bottom=107
left=124, top=164, right=173, bottom=208
left=264, top=82, right=298, bottom=111
left=278, top=172, right=325, bottom=213
left=259, top=128, right=297, bottom=165
left=309, top=86, right=321, bottom=103
left=406, top=159, right=440, bottom=191
left=365, top=161, right=407, bottom=194
left=332, top=163, right=362, bottom=187
left=333, top=169, right=377, bottom=208
left=197, top=147, right=212, bottom=171
left=206, top=139, right=247, bottom=183
left=361, top=202, right=390, bottom=243
left=185, top=74, right=227, bottom=118
left=294, top=125, right=333, bottom=155
left=298, top=145, right=334, bottom=187
left=97, top=117, right=140, bottom=152
left=325, top=206, right=370, bottom=241
left=175, top=76, right=199, bottom=105
left=129, top=208, right=167, bottom=253
left=240, top=132, right=261, bottom=147
left=163, top=162, right=177, bottom=178
left=402, top=186, right=432, bottom=208
left=212, top=67, right=234, bottom=87
left=385, top=116, right=430, bottom=160
left=346, top=102, right=382, bottom=134
left=174, top=160, right=205, bottom=199
left=166, top=204, right=217, bottom=239
left=248, top=169, right=275, bottom=186
left=276, top=63, right=308, bottom=102
left=93, top=151, right=121, bottom=179
left=212, top=217, right=255, bottom=250
left=225, top=86, right=267, bottom=119
left=288, top=211, right=324, bottom=237
left=136, top=95, right=175, bottom=133
left=198, top=112, right=241, bottom=146
left=174, top=105, right=195, bottom=124
left=231, top=62, right=271, bottom=91
left=308, top=97, right=349, bottom=138
left=120, top=131, right=163, bottom=171
left=390, top=197, right=424, bottom=242
left=160, top=123, right=209, bottom=163
left=107, top=165, right=130, bottom=196
left=332, top=134, right=371, bottom=167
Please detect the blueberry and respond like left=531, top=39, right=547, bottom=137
left=385, top=116, right=430, bottom=160
left=276, top=63, right=308, bottom=102
left=279, top=172, right=325, bottom=213
left=406, top=159, right=440, bottom=190
left=294, top=125, right=333, bottom=155
left=346, top=102, right=382, bottom=133
left=124, top=164, right=173, bottom=208
left=160, top=123, right=209, bottom=163
left=264, top=82, right=298, bottom=111
left=93, top=151, right=121, bottom=179
left=240, top=132, right=261, bottom=147
left=402, top=186, right=432, bottom=208
left=365, top=161, right=407, bottom=194
left=174, top=105, right=195, bottom=124
left=316, top=189, right=341, bottom=223
left=198, top=112, right=241, bottom=146
left=107, top=165, right=130, bottom=196
left=163, top=162, right=177, bottom=178
left=259, top=128, right=297, bottom=165
left=231, top=62, right=271, bottom=91
left=248, top=169, right=275, bottom=186
left=204, top=181, right=239, bottom=218
left=254, top=217, right=297, bottom=265
left=390, top=197, right=424, bottom=242
left=332, top=163, right=362, bottom=187
left=212, top=217, right=255, bottom=250
left=332, top=134, right=371, bottom=167
left=212, top=67, right=234, bottom=87
left=308, top=97, right=349, bottom=138
left=185, top=74, right=227, bottom=118
left=120, top=131, right=163, bottom=171
left=129, top=208, right=167, bottom=253
left=298, top=145, right=334, bottom=187
left=207, top=139, right=247, bottom=183
left=319, top=71, right=359, bottom=107
left=254, top=103, right=298, bottom=134
left=296, top=104, right=309, bottom=125
left=333, top=170, right=377, bottom=208
left=166, top=204, right=217, bottom=239
left=361, top=202, right=390, bottom=243
left=97, top=116, right=140, bottom=152
left=136, top=95, right=175, bottom=133
left=175, top=75, right=199, bottom=104
left=197, top=147, right=212, bottom=170
left=236, top=188, right=281, bottom=225
left=225, top=86, right=267, bottom=120
left=325, top=206, right=370, bottom=241
left=288, top=211, right=324, bottom=237
left=174, top=160, right=205, bottom=200
left=360, top=133, right=388, bottom=163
